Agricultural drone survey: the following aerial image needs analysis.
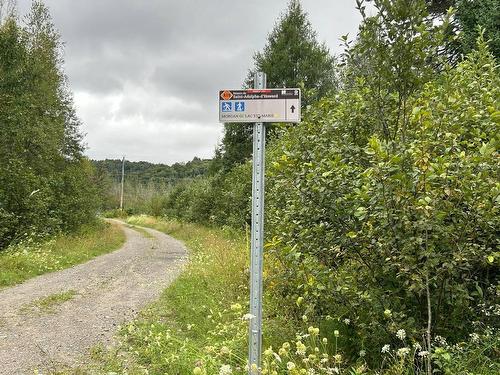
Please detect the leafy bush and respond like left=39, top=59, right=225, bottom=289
left=162, top=163, right=252, bottom=229
left=266, top=36, right=499, bottom=365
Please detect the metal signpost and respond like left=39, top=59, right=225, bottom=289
left=219, top=73, right=301, bottom=374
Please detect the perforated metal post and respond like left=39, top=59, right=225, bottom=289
left=248, top=71, right=266, bottom=374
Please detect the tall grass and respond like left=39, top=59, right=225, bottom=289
left=0, top=220, right=125, bottom=288
left=74, top=216, right=498, bottom=375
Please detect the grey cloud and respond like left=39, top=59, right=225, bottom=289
left=18, top=0, right=365, bottom=164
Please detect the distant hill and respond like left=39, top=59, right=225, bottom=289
left=92, top=157, right=212, bottom=185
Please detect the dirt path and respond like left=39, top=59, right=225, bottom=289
left=0, top=221, right=187, bottom=375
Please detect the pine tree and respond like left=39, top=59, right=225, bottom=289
left=217, top=0, right=337, bottom=171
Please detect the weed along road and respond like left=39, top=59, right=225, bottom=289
left=0, top=220, right=187, bottom=374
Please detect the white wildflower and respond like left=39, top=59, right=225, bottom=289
left=343, top=318, right=351, bottom=325
left=434, top=335, right=447, bottom=346
left=359, top=350, right=366, bottom=357
left=470, top=333, right=480, bottom=343
left=381, top=344, right=391, bottom=353
left=296, top=341, right=306, bottom=356
left=325, top=367, right=339, bottom=374
left=287, top=362, right=296, bottom=370
left=308, top=326, right=320, bottom=335
left=396, top=329, right=406, bottom=340
left=418, top=350, right=429, bottom=357
left=219, top=364, right=232, bottom=375
left=397, top=347, right=410, bottom=357
left=273, top=352, right=282, bottom=363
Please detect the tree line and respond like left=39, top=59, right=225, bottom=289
left=93, top=157, right=212, bottom=215
left=0, top=1, right=99, bottom=250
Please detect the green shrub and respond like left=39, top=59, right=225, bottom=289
left=266, top=39, right=499, bottom=364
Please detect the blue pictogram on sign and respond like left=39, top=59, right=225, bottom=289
left=235, top=101, right=245, bottom=112
left=221, top=102, right=232, bottom=112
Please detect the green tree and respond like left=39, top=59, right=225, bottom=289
left=455, top=0, right=500, bottom=57
left=250, top=0, right=337, bottom=105
left=365, top=0, right=500, bottom=61
left=0, top=2, right=98, bottom=249
left=219, top=0, right=337, bottom=171
left=424, top=0, right=500, bottom=60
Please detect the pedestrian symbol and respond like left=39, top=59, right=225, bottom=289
left=235, top=101, right=245, bottom=112
left=221, top=102, right=232, bottom=112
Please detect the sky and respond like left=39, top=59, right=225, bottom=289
left=17, top=0, right=367, bottom=164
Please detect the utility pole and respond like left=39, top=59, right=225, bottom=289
left=119, top=156, right=125, bottom=211
left=248, top=71, right=266, bottom=374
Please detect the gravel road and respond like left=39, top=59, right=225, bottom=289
left=0, top=220, right=187, bottom=374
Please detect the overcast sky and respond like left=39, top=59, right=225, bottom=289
left=18, top=0, right=366, bottom=164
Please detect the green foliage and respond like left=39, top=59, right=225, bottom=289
left=21, top=289, right=77, bottom=314
left=0, top=2, right=99, bottom=249
left=93, top=157, right=211, bottom=215
left=266, top=19, right=499, bottom=368
left=83, top=216, right=250, bottom=374
left=93, top=157, right=211, bottom=186
left=219, top=0, right=337, bottom=170
left=250, top=0, right=337, bottom=105
left=456, top=0, right=500, bottom=58
left=163, top=162, right=252, bottom=229
left=418, top=0, right=500, bottom=61
left=77, top=217, right=498, bottom=375
left=60, top=1, right=498, bottom=372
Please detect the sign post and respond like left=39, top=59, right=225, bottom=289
left=218, top=75, right=300, bottom=374
left=248, top=71, right=266, bottom=374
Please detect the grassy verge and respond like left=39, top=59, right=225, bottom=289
left=0, top=220, right=125, bottom=288
left=20, top=289, right=77, bottom=315
left=126, top=223, right=154, bottom=239
left=77, top=215, right=253, bottom=374
left=78, top=215, right=297, bottom=375
left=69, top=216, right=498, bottom=375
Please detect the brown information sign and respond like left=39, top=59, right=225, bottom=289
left=218, top=89, right=301, bottom=123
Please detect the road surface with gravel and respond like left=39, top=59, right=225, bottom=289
left=0, top=220, right=187, bottom=375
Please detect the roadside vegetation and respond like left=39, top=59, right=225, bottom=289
left=79, top=216, right=498, bottom=374
left=99, top=1, right=499, bottom=374
left=80, top=215, right=252, bottom=373
left=80, top=216, right=299, bottom=374
left=1, top=0, right=497, bottom=373
left=0, top=220, right=125, bottom=288
left=0, top=1, right=103, bottom=251
left=94, top=157, right=212, bottom=217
